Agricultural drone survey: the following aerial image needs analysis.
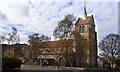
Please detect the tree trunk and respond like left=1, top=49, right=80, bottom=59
left=111, top=61, right=113, bottom=69
left=67, top=55, right=72, bottom=67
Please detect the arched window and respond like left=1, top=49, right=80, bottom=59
left=82, top=25, right=84, bottom=32
left=80, top=26, right=82, bottom=33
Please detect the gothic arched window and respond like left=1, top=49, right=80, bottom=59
left=82, top=25, right=84, bottom=33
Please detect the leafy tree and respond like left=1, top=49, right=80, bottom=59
left=53, top=14, right=76, bottom=67
left=7, top=27, right=20, bottom=44
left=53, top=14, right=76, bottom=40
left=99, top=33, right=120, bottom=68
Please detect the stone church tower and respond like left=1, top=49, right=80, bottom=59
left=75, top=6, right=97, bottom=68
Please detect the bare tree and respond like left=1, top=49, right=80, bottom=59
left=27, top=33, right=51, bottom=64
left=99, top=33, right=120, bottom=68
left=53, top=14, right=76, bottom=67
left=7, top=27, right=20, bottom=44
left=0, top=35, right=6, bottom=44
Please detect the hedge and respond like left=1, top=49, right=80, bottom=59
left=114, top=59, right=120, bottom=67
left=2, top=56, right=22, bottom=70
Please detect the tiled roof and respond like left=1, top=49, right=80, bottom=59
left=2, top=39, right=74, bottom=48
left=2, top=44, right=28, bottom=49
left=43, top=39, right=74, bottom=48
left=76, top=15, right=92, bottom=25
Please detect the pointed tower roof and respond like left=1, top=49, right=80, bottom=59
left=83, top=6, right=87, bottom=20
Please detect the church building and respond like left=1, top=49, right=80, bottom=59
left=2, top=5, right=98, bottom=68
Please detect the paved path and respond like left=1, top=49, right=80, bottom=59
left=20, top=65, right=119, bottom=72
left=20, top=65, right=76, bottom=72
left=20, top=64, right=85, bottom=70
left=20, top=64, right=58, bottom=70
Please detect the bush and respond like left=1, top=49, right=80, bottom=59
left=2, top=56, right=22, bottom=70
left=114, top=59, right=120, bottom=66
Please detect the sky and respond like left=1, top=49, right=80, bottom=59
left=118, top=1, right=120, bottom=36
left=0, top=0, right=118, bottom=44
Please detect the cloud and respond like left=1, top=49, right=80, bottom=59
left=0, top=0, right=118, bottom=45
left=0, top=11, right=8, bottom=21
left=0, top=0, right=29, bottom=24
left=89, top=2, right=118, bottom=42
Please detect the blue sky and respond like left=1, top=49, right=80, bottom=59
left=119, top=1, right=120, bottom=36
left=0, top=0, right=118, bottom=44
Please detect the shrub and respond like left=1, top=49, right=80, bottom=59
left=2, top=56, right=22, bottom=70
left=114, top=59, right=120, bottom=66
